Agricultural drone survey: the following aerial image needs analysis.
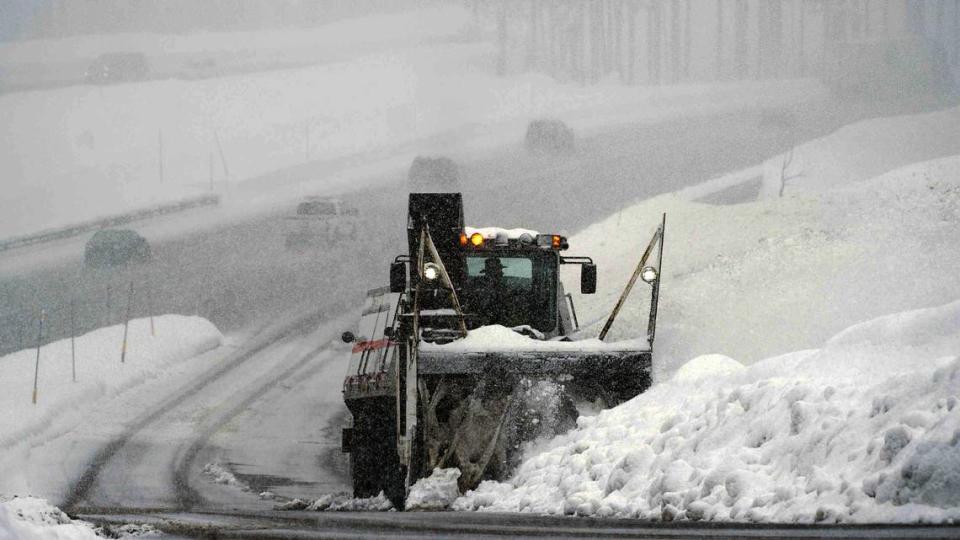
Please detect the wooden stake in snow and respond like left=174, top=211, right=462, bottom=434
left=147, top=285, right=155, bottom=337
left=105, top=284, right=112, bottom=326
left=32, top=310, right=45, bottom=404
left=158, top=129, right=165, bottom=185
left=121, top=282, right=134, bottom=363
left=70, top=300, right=77, bottom=383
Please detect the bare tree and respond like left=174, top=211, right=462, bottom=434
left=497, top=0, right=508, bottom=76
left=626, top=1, right=638, bottom=84
left=733, top=0, right=749, bottom=79
left=669, top=0, right=681, bottom=83
left=717, top=0, right=725, bottom=79
left=648, top=1, right=663, bottom=84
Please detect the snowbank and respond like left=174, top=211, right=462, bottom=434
left=0, top=496, right=99, bottom=540
left=761, top=105, right=960, bottom=197
left=0, top=496, right=159, bottom=539
left=455, top=300, right=960, bottom=523
left=565, top=155, right=960, bottom=373
left=0, top=315, right=222, bottom=447
left=0, top=315, right=223, bottom=499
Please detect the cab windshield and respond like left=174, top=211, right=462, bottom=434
left=463, top=252, right=557, bottom=333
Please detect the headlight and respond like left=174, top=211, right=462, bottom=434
left=641, top=265, right=658, bottom=283
left=423, top=262, right=440, bottom=281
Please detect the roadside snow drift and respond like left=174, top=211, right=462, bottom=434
left=0, top=315, right=222, bottom=499
left=455, top=300, right=960, bottom=522
left=0, top=496, right=101, bottom=539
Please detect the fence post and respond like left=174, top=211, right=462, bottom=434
left=32, top=310, right=45, bottom=404
left=105, top=284, right=112, bottom=326
left=121, top=282, right=134, bottom=363
left=148, top=284, right=155, bottom=337
left=70, top=299, right=77, bottom=382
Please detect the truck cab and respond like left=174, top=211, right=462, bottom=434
left=455, top=227, right=593, bottom=339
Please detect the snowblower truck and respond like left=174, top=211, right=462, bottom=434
left=341, top=192, right=664, bottom=509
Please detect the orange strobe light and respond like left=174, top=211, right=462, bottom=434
left=552, top=235, right=561, bottom=248
left=460, top=233, right=468, bottom=246
left=470, top=233, right=484, bottom=247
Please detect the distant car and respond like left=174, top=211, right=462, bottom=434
left=407, top=156, right=461, bottom=193
left=86, top=52, right=149, bottom=84
left=284, top=197, right=360, bottom=249
left=84, top=229, right=151, bottom=268
left=525, top=119, right=575, bottom=155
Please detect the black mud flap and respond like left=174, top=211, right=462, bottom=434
left=341, top=427, right=353, bottom=454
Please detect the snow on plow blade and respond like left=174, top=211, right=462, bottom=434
left=418, top=347, right=650, bottom=377
left=418, top=330, right=652, bottom=402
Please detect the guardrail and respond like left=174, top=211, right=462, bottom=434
left=0, top=194, right=220, bottom=253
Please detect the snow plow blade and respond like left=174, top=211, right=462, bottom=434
left=418, top=342, right=652, bottom=403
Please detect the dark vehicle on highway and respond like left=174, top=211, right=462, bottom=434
left=84, top=229, right=151, bottom=268
left=85, top=52, right=149, bottom=84
left=408, top=156, right=461, bottom=192
left=525, top=119, right=575, bottom=154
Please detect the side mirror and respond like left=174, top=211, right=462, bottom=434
left=390, top=262, right=406, bottom=293
left=581, top=263, right=597, bottom=294
left=341, top=331, right=355, bottom=343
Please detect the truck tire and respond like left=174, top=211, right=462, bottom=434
left=350, top=413, right=407, bottom=509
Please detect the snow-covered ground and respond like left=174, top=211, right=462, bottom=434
left=571, top=154, right=960, bottom=371
left=456, top=300, right=960, bottom=522
left=0, top=5, right=469, bottom=69
left=1, top=496, right=101, bottom=539
left=449, top=108, right=960, bottom=521
left=0, top=315, right=223, bottom=500
left=761, top=105, right=960, bottom=197
left=0, top=1, right=826, bottom=240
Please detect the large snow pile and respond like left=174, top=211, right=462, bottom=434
left=567, top=155, right=960, bottom=373
left=455, top=300, right=960, bottom=522
left=0, top=495, right=99, bottom=540
left=0, top=315, right=222, bottom=498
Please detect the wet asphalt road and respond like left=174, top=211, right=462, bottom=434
left=79, top=510, right=960, bottom=540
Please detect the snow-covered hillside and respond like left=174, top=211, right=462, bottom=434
left=0, top=0, right=825, bottom=239
left=762, top=105, right=960, bottom=197
left=454, top=121, right=960, bottom=521
left=568, top=155, right=960, bottom=371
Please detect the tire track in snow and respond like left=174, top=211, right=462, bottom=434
left=171, top=332, right=345, bottom=510
left=63, top=307, right=333, bottom=512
